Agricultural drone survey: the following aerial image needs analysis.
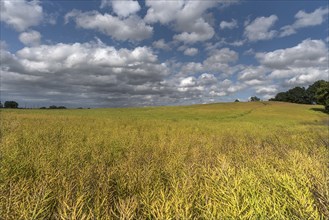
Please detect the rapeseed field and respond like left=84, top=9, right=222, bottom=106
left=1, top=102, right=328, bottom=219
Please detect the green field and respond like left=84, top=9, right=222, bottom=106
left=1, top=102, right=328, bottom=219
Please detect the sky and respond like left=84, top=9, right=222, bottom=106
left=0, top=0, right=328, bottom=108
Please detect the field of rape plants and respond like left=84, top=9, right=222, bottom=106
left=1, top=101, right=328, bottom=219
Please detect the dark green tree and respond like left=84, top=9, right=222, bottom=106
left=286, top=87, right=310, bottom=104
left=314, top=81, right=329, bottom=112
left=270, top=80, right=329, bottom=112
left=4, top=101, right=19, bottom=108
left=250, top=96, right=260, bottom=102
left=306, top=80, right=327, bottom=103
left=273, top=92, right=289, bottom=102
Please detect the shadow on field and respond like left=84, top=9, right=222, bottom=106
left=310, top=107, right=328, bottom=114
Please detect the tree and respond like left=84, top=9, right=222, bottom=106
left=306, top=80, right=327, bottom=103
left=314, top=81, right=329, bottom=113
left=250, top=96, right=260, bottom=102
left=48, top=105, right=67, bottom=109
left=270, top=80, right=329, bottom=113
left=285, top=87, right=310, bottom=104
left=271, top=87, right=310, bottom=104
left=0, top=101, right=3, bottom=108
left=273, top=92, right=288, bottom=102
left=4, top=101, right=19, bottom=108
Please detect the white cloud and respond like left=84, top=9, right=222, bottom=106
left=227, top=84, right=245, bottom=93
left=19, top=30, right=41, bottom=46
left=183, top=48, right=198, bottom=56
left=236, top=39, right=329, bottom=97
left=255, top=86, right=277, bottom=94
left=294, top=7, right=329, bottom=28
left=65, top=10, right=153, bottom=41
left=198, top=73, right=217, bottom=85
left=229, top=40, right=245, bottom=47
left=256, top=39, right=327, bottom=69
left=101, top=0, right=141, bottom=18
left=238, top=66, right=267, bottom=80
left=179, top=48, right=239, bottom=78
left=145, top=0, right=220, bottom=44
left=2, top=42, right=241, bottom=106
left=152, top=39, right=171, bottom=51
left=144, top=0, right=185, bottom=24
left=256, top=39, right=328, bottom=87
left=0, top=41, right=8, bottom=50
left=280, top=7, right=329, bottom=37
left=0, top=0, right=43, bottom=32
left=100, top=0, right=110, bottom=8
left=1, top=42, right=178, bottom=107
left=220, top=19, right=238, bottom=29
left=286, top=68, right=328, bottom=86
left=244, top=79, right=265, bottom=86
left=280, top=26, right=296, bottom=37
left=173, top=18, right=215, bottom=43
left=244, top=15, right=278, bottom=41
left=180, top=62, right=204, bottom=75
left=204, top=48, right=239, bottom=67
left=180, top=76, right=196, bottom=87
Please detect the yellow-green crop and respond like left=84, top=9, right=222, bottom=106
left=1, top=102, right=328, bottom=219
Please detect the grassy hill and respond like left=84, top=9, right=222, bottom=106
left=1, top=102, right=328, bottom=219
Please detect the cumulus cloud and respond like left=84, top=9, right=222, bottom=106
left=180, top=48, right=239, bottom=77
left=227, top=84, right=246, bottom=93
left=65, top=10, right=153, bottom=41
left=234, top=39, right=329, bottom=99
left=101, top=0, right=141, bottom=18
left=209, top=48, right=239, bottom=63
left=183, top=48, right=198, bottom=56
left=256, top=39, right=327, bottom=69
left=152, top=39, right=171, bottom=51
left=145, top=0, right=220, bottom=43
left=238, top=66, right=267, bottom=81
left=173, top=18, right=215, bottom=43
left=0, top=0, right=43, bottom=32
left=19, top=30, right=41, bottom=46
left=144, top=0, right=185, bottom=24
left=256, top=39, right=328, bottom=86
left=244, top=15, right=278, bottom=41
left=0, top=40, right=245, bottom=107
left=280, top=7, right=329, bottom=37
left=294, top=7, right=329, bottom=28
left=176, top=74, right=241, bottom=102
left=220, top=19, right=238, bottom=29
left=180, top=76, right=196, bottom=87
left=2, top=41, right=242, bottom=106
left=1, top=42, right=177, bottom=107
left=255, top=86, right=277, bottom=95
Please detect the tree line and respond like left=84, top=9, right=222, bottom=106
left=0, top=101, right=67, bottom=109
left=269, top=80, right=329, bottom=112
left=0, top=101, right=19, bottom=108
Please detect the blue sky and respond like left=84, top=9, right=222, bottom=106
left=1, top=0, right=328, bottom=107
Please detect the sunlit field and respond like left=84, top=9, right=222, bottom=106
left=1, top=102, right=328, bottom=219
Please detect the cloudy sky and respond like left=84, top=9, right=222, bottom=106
left=1, top=0, right=328, bottom=108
